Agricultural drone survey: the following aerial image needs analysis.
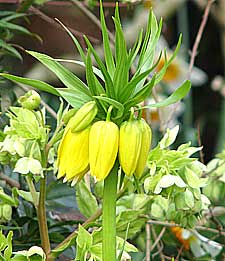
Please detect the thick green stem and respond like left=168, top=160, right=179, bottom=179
left=37, top=176, right=52, bottom=260
left=102, top=161, right=119, bottom=261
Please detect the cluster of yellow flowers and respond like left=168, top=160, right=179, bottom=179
left=57, top=101, right=152, bottom=185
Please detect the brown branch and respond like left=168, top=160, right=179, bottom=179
left=146, top=223, right=151, bottom=261
left=197, top=121, right=204, bottom=163
left=69, top=0, right=115, bottom=43
left=188, top=0, right=215, bottom=78
left=0, top=172, right=20, bottom=188
left=175, top=245, right=184, bottom=260
left=151, top=226, right=166, bottom=252
left=147, top=220, right=225, bottom=236
left=29, top=6, right=99, bottom=43
left=151, top=226, right=165, bottom=261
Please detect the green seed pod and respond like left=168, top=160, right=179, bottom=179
left=62, top=108, right=78, bottom=124
left=135, top=119, right=152, bottom=179
left=18, top=90, right=41, bottom=110
left=119, top=120, right=142, bottom=176
left=70, top=101, right=98, bottom=132
left=89, top=120, right=119, bottom=181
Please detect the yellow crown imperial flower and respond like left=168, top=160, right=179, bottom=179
left=89, top=106, right=119, bottom=181
left=119, top=110, right=142, bottom=177
left=70, top=101, right=98, bottom=132
left=57, top=119, right=90, bottom=182
left=135, top=119, right=152, bottom=179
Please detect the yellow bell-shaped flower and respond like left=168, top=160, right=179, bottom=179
left=57, top=119, right=90, bottom=181
left=135, top=119, right=152, bottom=179
left=89, top=120, right=119, bottom=181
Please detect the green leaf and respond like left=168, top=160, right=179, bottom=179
left=127, top=29, right=143, bottom=68
left=142, top=80, right=191, bottom=109
left=76, top=180, right=98, bottom=218
left=86, top=50, right=105, bottom=96
left=4, top=231, right=13, bottom=261
left=84, top=36, right=115, bottom=98
left=0, top=40, right=22, bottom=60
left=155, top=34, right=182, bottom=84
left=113, top=4, right=127, bottom=63
left=1, top=13, right=26, bottom=22
left=124, top=75, right=156, bottom=108
left=94, top=96, right=124, bottom=119
left=0, top=73, right=59, bottom=96
left=137, top=11, right=152, bottom=68
left=55, top=59, right=104, bottom=81
left=57, top=88, right=92, bottom=109
left=55, top=19, right=86, bottom=63
left=0, top=20, right=31, bottom=35
left=184, top=167, right=201, bottom=189
left=159, top=125, right=179, bottom=149
left=184, top=189, right=195, bottom=208
left=100, top=1, right=115, bottom=77
left=113, top=52, right=128, bottom=100
left=27, top=51, right=91, bottom=98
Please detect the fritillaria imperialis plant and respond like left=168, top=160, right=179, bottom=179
left=0, top=3, right=192, bottom=261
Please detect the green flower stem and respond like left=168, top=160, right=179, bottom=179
left=25, top=176, right=39, bottom=209
left=37, top=176, right=52, bottom=260
left=48, top=173, right=126, bottom=260
left=102, top=160, right=119, bottom=261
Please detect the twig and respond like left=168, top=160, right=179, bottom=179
left=147, top=220, right=225, bottom=236
left=146, top=223, right=151, bottom=261
left=0, top=172, right=20, bottom=188
left=29, top=6, right=99, bottom=43
left=69, top=0, right=115, bottom=43
left=151, top=226, right=165, bottom=261
left=175, top=245, right=184, bottom=260
left=151, top=226, right=166, bottom=252
left=197, top=121, right=204, bottom=163
left=188, top=0, right=215, bottom=78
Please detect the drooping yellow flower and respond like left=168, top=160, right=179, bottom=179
left=89, top=120, right=119, bottom=181
left=119, top=120, right=142, bottom=176
left=135, top=119, right=152, bottom=178
left=57, top=119, right=90, bottom=181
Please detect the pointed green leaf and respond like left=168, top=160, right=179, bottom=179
left=57, top=88, right=92, bottom=109
left=27, top=51, right=91, bottom=98
left=100, top=1, right=115, bottom=77
left=0, top=39, right=22, bottom=60
left=0, top=20, right=32, bottom=35
left=114, top=3, right=127, bottom=63
left=127, top=29, right=143, bottom=68
left=142, top=80, right=191, bottom=108
left=76, top=180, right=98, bottom=218
left=55, top=18, right=86, bottom=63
left=125, top=75, right=156, bottom=108
left=84, top=36, right=114, bottom=98
left=155, top=34, right=182, bottom=84
left=94, top=96, right=124, bottom=119
left=0, top=73, right=59, bottom=96
left=1, top=13, right=26, bottom=22
left=55, top=59, right=104, bottom=81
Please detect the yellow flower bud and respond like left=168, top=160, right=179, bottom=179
left=135, top=119, right=152, bottom=179
left=119, top=120, right=142, bottom=176
left=57, top=120, right=90, bottom=181
left=89, top=120, right=119, bottom=181
left=70, top=101, right=98, bottom=132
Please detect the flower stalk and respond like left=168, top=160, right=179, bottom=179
left=102, top=160, right=119, bottom=261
